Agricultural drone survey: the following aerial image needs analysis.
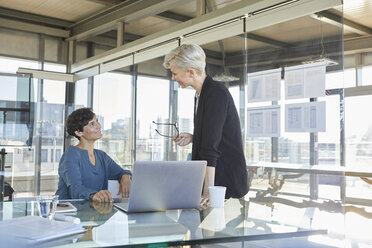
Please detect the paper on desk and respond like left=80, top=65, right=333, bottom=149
left=108, top=180, right=122, bottom=199
left=0, top=215, right=85, bottom=247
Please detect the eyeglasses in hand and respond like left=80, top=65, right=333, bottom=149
left=152, top=121, right=179, bottom=138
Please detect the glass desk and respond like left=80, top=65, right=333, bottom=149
left=0, top=198, right=326, bottom=247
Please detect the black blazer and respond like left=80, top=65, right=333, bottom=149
left=192, top=75, right=248, bottom=198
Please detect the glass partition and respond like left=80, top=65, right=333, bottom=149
left=0, top=74, right=33, bottom=147
left=0, top=71, right=36, bottom=198
left=246, top=4, right=345, bottom=203
left=0, top=61, right=68, bottom=197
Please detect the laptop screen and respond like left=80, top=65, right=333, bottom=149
left=115, top=160, right=206, bottom=213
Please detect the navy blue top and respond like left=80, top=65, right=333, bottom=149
left=56, top=146, right=131, bottom=200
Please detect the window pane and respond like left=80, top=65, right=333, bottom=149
left=0, top=57, right=38, bottom=74
left=93, top=72, right=132, bottom=165
left=38, top=102, right=66, bottom=194
left=43, top=80, right=65, bottom=104
left=136, top=76, right=170, bottom=161
left=326, top=68, right=355, bottom=89
left=75, top=79, right=89, bottom=107
left=361, top=65, right=372, bottom=86
left=345, top=95, right=372, bottom=200
left=44, top=63, right=66, bottom=73
left=177, top=87, right=194, bottom=161
left=229, top=86, right=240, bottom=118
left=35, top=64, right=67, bottom=195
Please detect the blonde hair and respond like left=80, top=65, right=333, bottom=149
left=163, top=44, right=206, bottom=75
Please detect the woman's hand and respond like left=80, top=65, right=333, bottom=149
left=200, top=166, right=215, bottom=207
left=200, top=190, right=210, bottom=207
left=91, top=190, right=113, bottom=203
left=172, top=132, right=193, bottom=146
left=118, top=174, right=131, bottom=198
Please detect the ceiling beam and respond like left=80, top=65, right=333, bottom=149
left=0, top=4, right=289, bottom=49
left=0, top=17, right=70, bottom=38
left=244, top=33, right=291, bottom=48
left=87, top=0, right=126, bottom=6
left=69, top=0, right=194, bottom=41
left=205, top=0, right=231, bottom=78
left=222, top=34, right=372, bottom=71
left=17, top=68, right=74, bottom=81
left=158, top=6, right=291, bottom=49
left=100, top=30, right=142, bottom=40
left=344, top=35, right=372, bottom=54
left=156, top=11, right=192, bottom=23
left=95, top=8, right=291, bottom=50
left=209, top=34, right=372, bottom=69
left=72, top=0, right=139, bottom=27
left=86, top=32, right=141, bottom=47
left=71, top=0, right=342, bottom=78
left=0, top=7, right=72, bottom=28
left=85, top=36, right=118, bottom=47
left=312, top=10, right=372, bottom=36
left=223, top=34, right=344, bottom=70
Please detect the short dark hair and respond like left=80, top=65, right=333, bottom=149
left=66, top=108, right=95, bottom=140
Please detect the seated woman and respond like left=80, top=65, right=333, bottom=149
left=56, top=108, right=131, bottom=202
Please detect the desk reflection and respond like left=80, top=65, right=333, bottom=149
left=0, top=198, right=329, bottom=247
left=92, top=208, right=202, bottom=245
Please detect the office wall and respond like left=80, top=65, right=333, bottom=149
left=0, top=28, right=39, bottom=60
left=0, top=27, right=65, bottom=65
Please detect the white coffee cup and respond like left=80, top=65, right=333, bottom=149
left=208, top=186, right=226, bottom=208
left=35, top=195, right=59, bottom=220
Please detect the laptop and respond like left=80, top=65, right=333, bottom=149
left=114, top=160, right=206, bottom=213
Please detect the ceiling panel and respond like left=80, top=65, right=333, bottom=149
left=0, top=0, right=109, bottom=22
left=344, top=0, right=372, bottom=28
left=126, top=16, right=178, bottom=37
left=0, top=0, right=371, bottom=60
left=213, top=0, right=243, bottom=9
left=253, top=16, right=342, bottom=45
left=168, top=2, right=196, bottom=18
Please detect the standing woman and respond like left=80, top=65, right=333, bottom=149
left=56, top=108, right=131, bottom=202
left=164, top=44, right=249, bottom=204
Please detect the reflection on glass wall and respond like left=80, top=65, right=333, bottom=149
left=93, top=72, right=132, bottom=166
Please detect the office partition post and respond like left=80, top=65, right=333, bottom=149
left=0, top=148, right=6, bottom=202
left=130, top=62, right=138, bottom=164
